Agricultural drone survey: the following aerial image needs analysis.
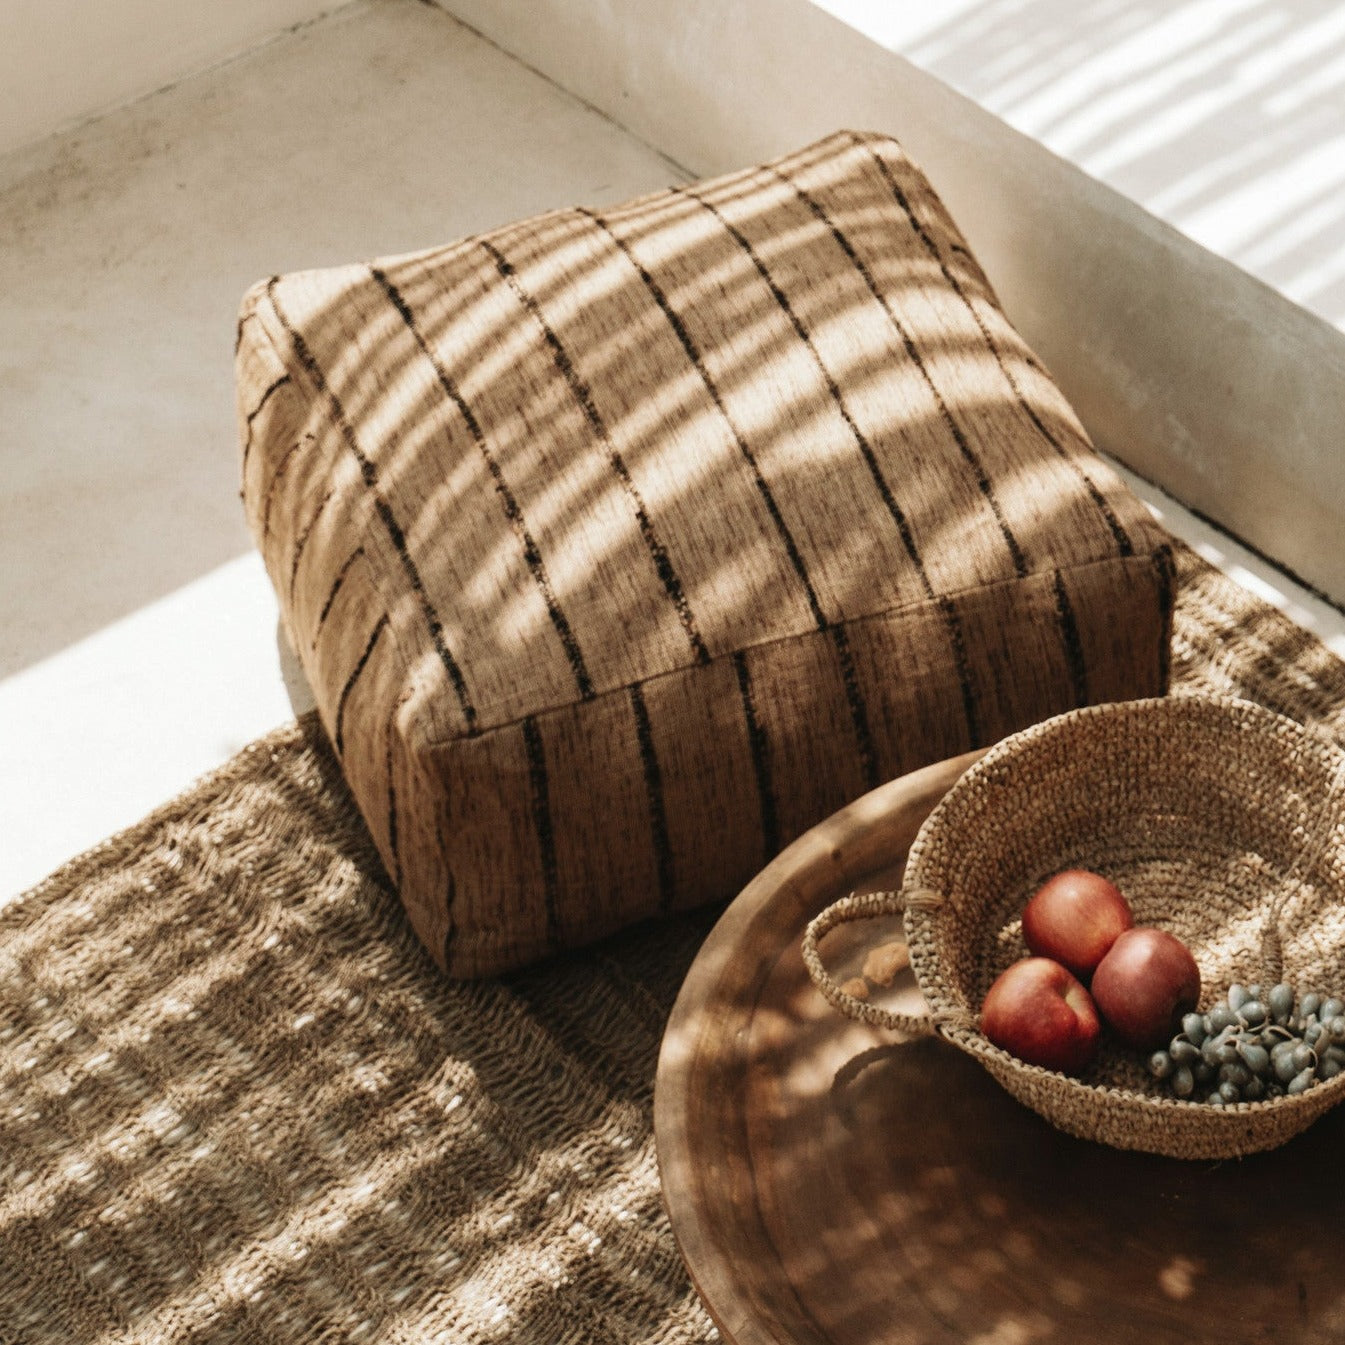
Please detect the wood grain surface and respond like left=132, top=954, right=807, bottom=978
left=655, top=751, right=1345, bottom=1345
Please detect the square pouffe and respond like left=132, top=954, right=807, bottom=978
left=235, top=130, right=1175, bottom=977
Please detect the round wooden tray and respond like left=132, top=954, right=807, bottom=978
left=655, top=752, right=1345, bottom=1345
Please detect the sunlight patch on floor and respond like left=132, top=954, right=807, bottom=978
left=0, top=555, right=306, bottom=905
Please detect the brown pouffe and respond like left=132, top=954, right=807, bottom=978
left=236, top=129, right=1175, bottom=976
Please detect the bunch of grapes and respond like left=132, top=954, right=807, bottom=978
left=1148, top=983, right=1345, bottom=1106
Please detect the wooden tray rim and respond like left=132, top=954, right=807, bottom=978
left=654, top=749, right=983, bottom=1345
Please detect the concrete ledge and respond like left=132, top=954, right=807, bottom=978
left=439, top=0, right=1345, bottom=608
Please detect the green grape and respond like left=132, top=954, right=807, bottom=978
left=1288, top=1068, right=1316, bottom=1096
left=1236, top=1041, right=1270, bottom=1076
left=1152, top=984, right=1345, bottom=1103
left=1272, top=1045, right=1300, bottom=1083
left=1149, top=1050, right=1175, bottom=1079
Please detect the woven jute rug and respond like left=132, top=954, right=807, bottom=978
left=3, top=543, right=1344, bottom=1344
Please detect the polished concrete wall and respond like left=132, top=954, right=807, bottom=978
left=438, top=0, right=1345, bottom=607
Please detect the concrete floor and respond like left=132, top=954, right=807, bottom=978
left=1, top=0, right=1342, bottom=901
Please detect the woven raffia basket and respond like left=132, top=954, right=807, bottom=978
left=804, top=693, right=1345, bottom=1160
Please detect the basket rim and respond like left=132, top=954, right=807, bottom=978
left=926, top=692, right=1341, bottom=807
left=905, top=690, right=1345, bottom=892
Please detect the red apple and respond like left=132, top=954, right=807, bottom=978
left=980, top=957, right=1101, bottom=1074
left=1021, top=868, right=1133, bottom=980
left=1090, top=927, right=1201, bottom=1049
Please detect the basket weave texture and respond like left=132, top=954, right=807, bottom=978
left=901, top=692, right=1345, bottom=1159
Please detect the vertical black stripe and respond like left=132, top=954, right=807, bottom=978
left=686, top=187, right=985, bottom=755
left=1053, top=570, right=1090, bottom=708
left=477, top=235, right=711, bottom=669
left=857, top=137, right=1134, bottom=558
left=1152, top=543, right=1177, bottom=691
left=334, top=614, right=388, bottom=756
left=241, top=372, right=291, bottom=482
left=588, top=206, right=881, bottom=790
left=385, top=695, right=404, bottom=892
left=590, top=204, right=825, bottom=620
left=312, top=545, right=365, bottom=648
left=267, top=279, right=478, bottom=735
left=938, top=595, right=983, bottom=747
left=733, top=650, right=780, bottom=860
left=289, top=487, right=334, bottom=602
left=829, top=625, right=880, bottom=791
left=769, top=164, right=1030, bottom=579
left=386, top=771, right=401, bottom=889
left=522, top=716, right=563, bottom=951
left=261, top=434, right=310, bottom=543
left=442, top=872, right=458, bottom=971
left=370, top=265, right=596, bottom=701
left=629, top=683, right=676, bottom=912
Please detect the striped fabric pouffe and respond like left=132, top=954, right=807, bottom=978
left=235, top=130, right=1176, bottom=977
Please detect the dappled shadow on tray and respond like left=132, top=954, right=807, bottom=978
left=820, top=1036, right=1345, bottom=1342
left=674, top=916, right=1345, bottom=1345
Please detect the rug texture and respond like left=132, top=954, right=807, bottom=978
left=2, top=544, right=1343, bottom=1343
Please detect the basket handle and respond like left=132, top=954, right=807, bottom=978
left=802, top=888, right=961, bottom=1037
